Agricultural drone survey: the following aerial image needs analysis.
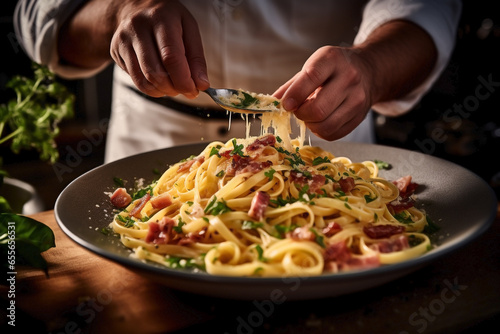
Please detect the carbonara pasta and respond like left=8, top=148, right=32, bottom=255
left=109, top=111, right=434, bottom=277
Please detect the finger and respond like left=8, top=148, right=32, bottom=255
left=281, top=48, right=335, bottom=111
left=273, top=72, right=299, bottom=99
left=110, top=32, right=131, bottom=73
left=155, top=19, right=197, bottom=97
left=182, top=17, right=210, bottom=92
left=302, top=91, right=369, bottom=141
left=292, top=76, right=347, bottom=123
left=132, top=29, right=178, bottom=96
left=112, top=34, right=166, bottom=97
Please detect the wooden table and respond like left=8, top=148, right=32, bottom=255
left=1, top=205, right=499, bottom=333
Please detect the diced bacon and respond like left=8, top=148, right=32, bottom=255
left=129, top=193, right=151, bottom=218
left=219, top=150, right=232, bottom=159
left=370, top=234, right=410, bottom=253
left=239, top=161, right=273, bottom=175
left=290, top=171, right=326, bottom=194
left=110, top=188, right=132, bottom=208
left=323, top=241, right=352, bottom=263
left=387, top=197, right=416, bottom=213
left=150, top=192, right=172, bottom=210
left=178, top=156, right=205, bottom=173
left=322, top=221, right=342, bottom=237
left=363, top=224, right=405, bottom=239
left=248, top=191, right=270, bottom=220
left=246, top=134, right=276, bottom=151
left=393, top=175, right=412, bottom=193
left=227, top=156, right=272, bottom=176
left=387, top=176, right=418, bottom=213
left=338, top=177, right=355, bottom=193
left=323, top=240, right=380, bottom=273
left=392, top=175, right=418, bottom=197
left=178, top=228, right=207, bottom=245
left=287, top=226, right=316, bottom=241
left=146, top=217, right=175, bottom=244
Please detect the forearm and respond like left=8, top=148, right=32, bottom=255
left=355, top=20, right=438, bottom=106
left=58, top=0, right=118, bottom=69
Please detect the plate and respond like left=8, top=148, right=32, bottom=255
left=55, top=141, right=497, bottom=300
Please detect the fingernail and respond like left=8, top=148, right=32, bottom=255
left=185, top=92, right=198, bottom=99
left=283, top=98, right=297, bottom=111
left=198, top=72, right=209, bottom=85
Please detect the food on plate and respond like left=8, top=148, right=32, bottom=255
left=108, top=104, right=436, bottom=277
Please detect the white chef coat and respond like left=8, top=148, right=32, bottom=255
left=14, top=0, right=462, bottom=162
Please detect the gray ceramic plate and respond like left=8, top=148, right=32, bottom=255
left=55, top=141, right=497, bottom=300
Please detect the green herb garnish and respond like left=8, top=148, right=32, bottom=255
left=242, top=220, right=263, bottom=230
left=230, top=139, right=246, bottom=157
left=204, top=196, right=232, bottom=215
left=374, top=160, right=391, bottom=170
left=264, top=168, right=276, bottom=181
left=312, top=156, right=330, bottom=166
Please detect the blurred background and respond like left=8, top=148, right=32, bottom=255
left=1, top=0, right=499, bottom=212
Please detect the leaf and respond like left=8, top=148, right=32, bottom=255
left=0, top=196, right=13, bottom=214
left=0, top=213, right=56, bottom=276
left=0, top=213, right=56, bottom=251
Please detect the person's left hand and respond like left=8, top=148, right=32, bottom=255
left=274, top=45, right=374, bottom=141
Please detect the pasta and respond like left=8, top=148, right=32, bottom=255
left=109, top=111, right=434, bottom=277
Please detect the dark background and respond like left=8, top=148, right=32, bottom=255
left=1, top=0, right=499, bottom=211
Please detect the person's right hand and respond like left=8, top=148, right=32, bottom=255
left=110, top=0, right=210, bottom=98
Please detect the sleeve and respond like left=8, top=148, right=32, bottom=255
left=13, top=0, right=108, bottom=79
left=353, top=0, right=462, bottom=116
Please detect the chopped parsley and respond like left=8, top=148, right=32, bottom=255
left=230, top=139, right=246, bottom=157
left=264, top=168, right=276, bottom=181
left=113, top=177, right=125, bottom=187
left=394, top=211, right=414, bottom=224
left=423, top=215, right=440, bottom=235
left=232, top=91, right=258, bottom=108
left=309, top=228, right=326, bottom=248
left=116, top=214, right=136, bottom=228
left=131, top=183, right=154, bottom=200
left=204, top=196, right=232, bottom=215
left=364, top=194, right=377, bottom=203
left=254, top=245, right=268, bottom=262
left=242, top=220, right=264, bottom=230
left=209, top=146, right=221, bottom=157
left=165, top=256, right=205, bottom=270
left=312, top=156, right=330, bottom=166
left=273, top=224, right=298, bottom=238
left=374, top=159, right=391, bottom=170
left=173, top=218, right=185, bottom=233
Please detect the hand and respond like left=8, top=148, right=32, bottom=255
left=274, top=46, right=374, bottom=141
left=110, top=0, right=210, bottom=98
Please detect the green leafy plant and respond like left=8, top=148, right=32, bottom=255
left=0, top=63, right=74, bottom=275
left=0, top=63, right=74, bottom=163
